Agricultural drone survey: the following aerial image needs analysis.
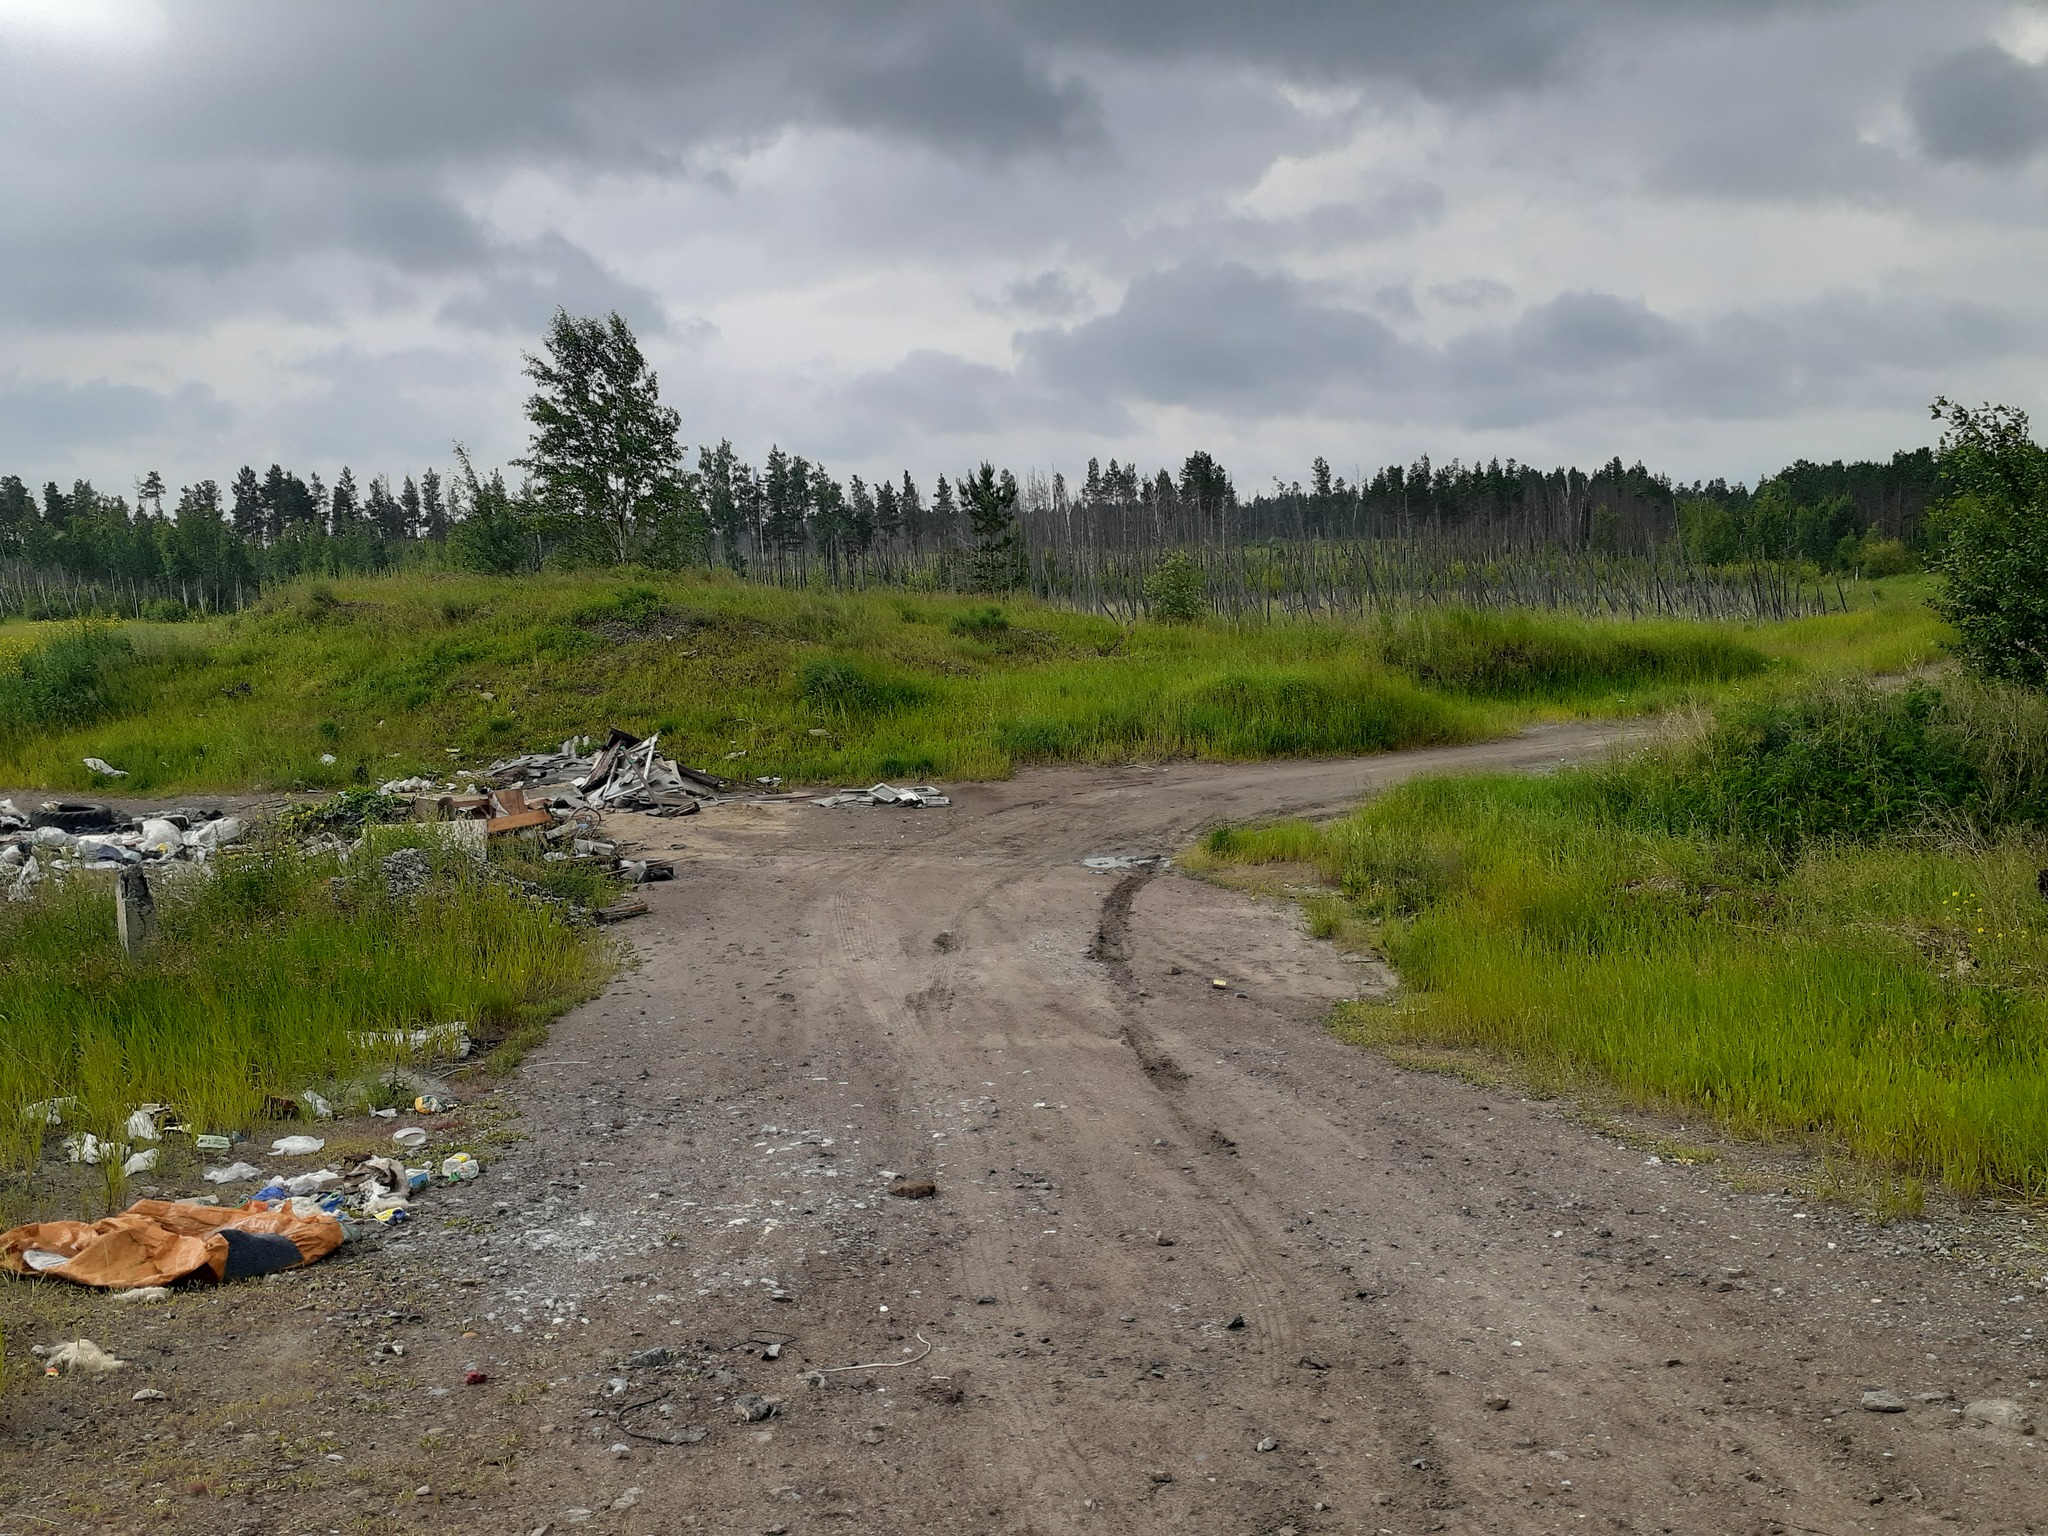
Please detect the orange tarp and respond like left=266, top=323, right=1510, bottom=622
left=0, top=1199, right=344, bottom=1290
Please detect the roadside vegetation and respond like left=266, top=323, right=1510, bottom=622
left=0, top=826, right=612, bottom=1194
left=1190, top=678, right=2048, bottom=1199
left=0, top=571, right=1940, bottom=795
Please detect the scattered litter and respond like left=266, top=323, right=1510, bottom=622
left=440, top=1152, right=482, bottom=1181
left=465, top=1370, right=490, bottom=1386
left=595, top=897, right=650, bottom=924
left=1083, top=854, right=1164, bottom=871
left=391, top=1127, right=428, bottom=1148
left=109, top=1286, right=172, bottom=1304
left=125, top=1106, right=166, bottom=1142
left=193, top=1134, right=233, bottom=1152
left=350, top=1022, right=472, bottom=1060
left=201, top=1161, right=263, bottom=1184
left=301, top=1089, right=335, bottom=1120
left=413, top=1094, right=457, bottom=1114
left=812, top=783, right=951, bottom=809
left=1211, top=978, right=1228, bottom=990
left=40, top=1339, right=126, bottom=1374
left=82, top=757, right=128, bottom=778
left=122, top=1148, right=158, bottom=1176
left=270, top=1135, right=325, bottom=1157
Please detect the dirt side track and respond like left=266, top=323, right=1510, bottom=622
left=5, top=722, right=2045, bottom=1535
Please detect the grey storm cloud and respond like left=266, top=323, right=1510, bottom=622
left=1908, top=45, right=2048, bottom=166
left=0, top=0, right=2042, bottom=486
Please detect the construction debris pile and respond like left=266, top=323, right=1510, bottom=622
left=811, top=783, right=952, bottom=808
left=1, top=798, right=245, bottom=902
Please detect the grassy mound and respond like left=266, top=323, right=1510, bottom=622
left=0, top=570, right=1940, bottom=793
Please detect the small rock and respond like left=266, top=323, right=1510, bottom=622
left=975, top=1295, right=997, bottom=1305
left=1155, top=1233, right=1175, bottom=1246
left=764, top=1343, right=782, bottom=1360
left=859, top=1428, right=885, bottom=1444
left=622, top=1347, right=674, bottom=1369
left=1298, top=1355, right=1328, bottom=1371
left=132, top=1387, right=167, bottom=1402
left=1225, top=1314, right=1246, bottom=1330
left=610, top=1488, right=643, bottom=1511
left=607, top=1443, right=631, bottom=1458
left=1256, top=1436, right=1277, bottom=1453
left=1964, top=1398, right=2036, bottom=1435
left=1485, top=1393, right=1511, bottom=1411
left=1915, top=1390, right=1953, bottom=1403
left=889, top=1180, right=937, bottom=1200
left=733, top=1394, right=777, bottom=1423
left=1149, top=1470, right=1173, bottom=1484
left=1860, top=1389, right=1910, bottom=1413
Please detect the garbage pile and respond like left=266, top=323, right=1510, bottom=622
left=1, top=1092, right=487, bottom=1290
left=1, top=798, right=245, bottom=902
left=811, top=783, right=953, bottom=809
left=479, top=726, right=736, bottom=815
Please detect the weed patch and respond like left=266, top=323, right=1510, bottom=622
left=0, top=830, right=611, bottom=1182
left=1208, top=679, right=2048, bottom=1197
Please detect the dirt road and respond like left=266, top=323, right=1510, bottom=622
left=7, top=722, right=2045, bottom=1534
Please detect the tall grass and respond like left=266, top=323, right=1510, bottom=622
left=1193, top=679, right=2048, bottom=1198
left=0, top=621, right=133, bottom=746
left=0, top=570, right=1941, bottom=793
left=0, top=829, right=609, bottom=1177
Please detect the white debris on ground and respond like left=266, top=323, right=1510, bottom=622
left=811, top=783, right=952, bottom=808
left=1, top=798, right=245, bottom=901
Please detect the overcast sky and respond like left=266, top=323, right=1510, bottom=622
left=4, top=0, right=2047, bottom=498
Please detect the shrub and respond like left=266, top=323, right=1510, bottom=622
left=1381, top=608, right=1765, bottom=698
left=950, top=605, right=1011, bottom=641
left=1926, top=398, right=2048, bottom=687
left=1144, top=550, right=1207, bottom=623
left=1603, top=680, right=2048, bottom=851
left=798, top=656, right=929, bottom=716
left=0, top=623, right=135, bottom=742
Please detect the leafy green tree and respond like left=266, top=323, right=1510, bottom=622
left=518, top=309, right=687, bottom=564
left=1927, top=397, right=2048, bottom=686
left=1145, top=548, right=1207, bottom=622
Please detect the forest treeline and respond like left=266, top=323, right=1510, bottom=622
left=0, top=445, right=1937, bottom=618
left=0, top=308, right=1939, bottom=620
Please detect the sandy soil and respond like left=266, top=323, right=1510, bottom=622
left=4, top=722, right=2045, bottom=1536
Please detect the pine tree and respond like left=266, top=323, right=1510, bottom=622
left=401, top=475, right=423, bottom=540
left=331, top=467, right=359, bottom=534
left=230, top=466, right=264, bottom=540
left=960, top=462, right=1020, bottom=591
left=420, top=468, right=446, bottom=541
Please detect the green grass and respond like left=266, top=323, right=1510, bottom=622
left=0, top=570, right=1947, bottom=793
left=0, top=825, right=612, bottom=1182
left=1191, top=675, right=2048, bottom=1199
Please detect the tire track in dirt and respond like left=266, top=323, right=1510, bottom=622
left=375, top=723, right=2048, bottom=1536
